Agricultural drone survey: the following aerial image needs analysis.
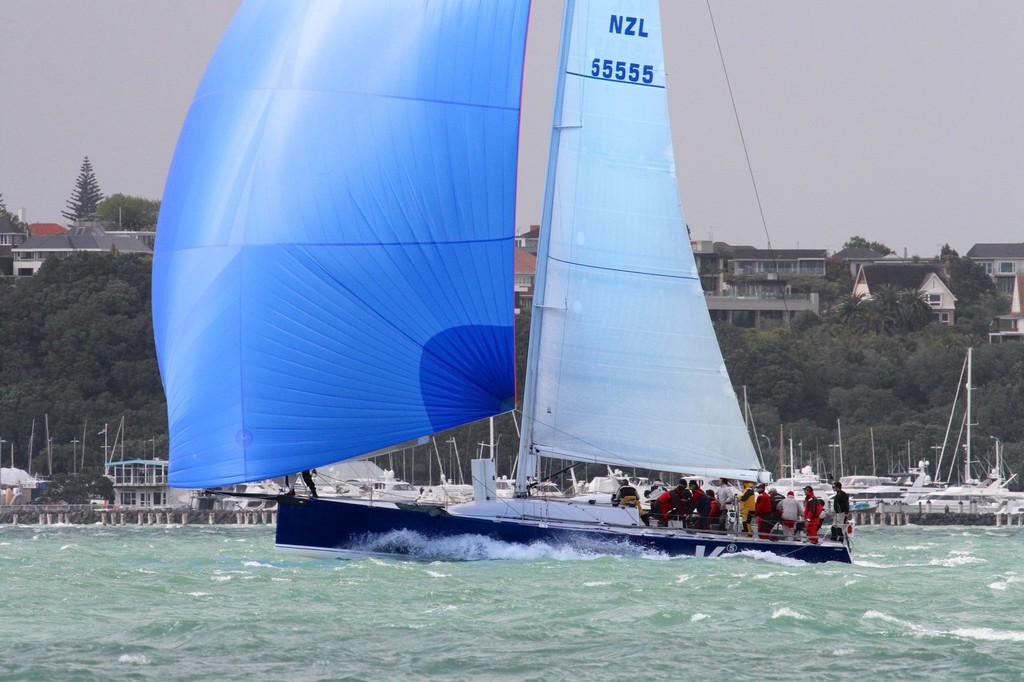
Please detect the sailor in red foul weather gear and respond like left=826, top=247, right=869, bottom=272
left=803, top=486, right=823, bottom=544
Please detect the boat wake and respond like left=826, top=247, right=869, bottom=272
left=728, top=549, right=809, bottom=567
left=346, top=530, right=662, bottom=562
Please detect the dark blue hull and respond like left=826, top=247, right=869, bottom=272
left=276, top=498, right=853, bottom=564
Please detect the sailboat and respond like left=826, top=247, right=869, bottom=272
left=153, top=0, right=851, bottom=563
left=917, top=348, right=1024, bottom=514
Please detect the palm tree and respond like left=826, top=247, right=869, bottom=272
left=867, top=284, right=902, bottom=335
left=832, top=293, right=867, bottom=325
left=896, top=289, right=933, bottom=332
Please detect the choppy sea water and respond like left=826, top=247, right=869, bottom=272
left=2, top=523, right=1022, bottom=681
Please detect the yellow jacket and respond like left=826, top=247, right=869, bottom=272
left=738, top=482, right=756, bottom=518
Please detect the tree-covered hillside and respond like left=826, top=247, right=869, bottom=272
left=0, top=254, right=164, bottom=473
left=0, top=254, right=1020, bottom=489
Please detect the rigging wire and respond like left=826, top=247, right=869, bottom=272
left=704, top=1, right=792, bottom=318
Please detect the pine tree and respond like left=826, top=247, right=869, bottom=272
left=61, top=156, right=105, bottom=223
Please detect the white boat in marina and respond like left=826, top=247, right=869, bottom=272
left=915, top=444, right=1024, bottom=515
left=846, top=462, right=944, bottom=512
left=910, top=348, right=1022, bottom=515
left=320, top=468, right=420, bottom=503
left=838, top=474, right=897, bottom=492
left=771, top=465, right=835, bottom=507
left=915, top=477, right=1024, bottom=515
left=417, top=478, right=475, bottom=505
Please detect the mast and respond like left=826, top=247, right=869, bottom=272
left=836, top=418, right=844, bottom=478
left=965, top=347, right=973, bottom=484
left=515, top=0, right=576, bottom=495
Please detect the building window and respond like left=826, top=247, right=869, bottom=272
left=982, top=262, right=992, bottom=274
left=999, top=262, right=1016, bottom=274
left=928, top=293, right=942, bottom=307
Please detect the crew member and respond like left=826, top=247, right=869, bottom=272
left=803, top=485, right=823, bottom=544
left=612, top=478, right=649, bottom=526
left=738, top=481, right=756, bottom=534
left=831, top=481, right=850, bottom=541
left=753, top=483, right=774, bottom=539
left=689, top=480, right=711, bottom=530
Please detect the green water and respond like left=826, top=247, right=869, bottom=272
left=1, top=523, right=1021, bottom=681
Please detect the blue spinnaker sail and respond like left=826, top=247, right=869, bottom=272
left=154, top=0, right=529, bottom=487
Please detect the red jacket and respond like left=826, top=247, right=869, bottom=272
left=754, top=491, right=773, bottom=516
left=804, top=494, right=822, bottom=520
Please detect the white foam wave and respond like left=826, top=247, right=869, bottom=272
left=691, top=613, right=708, bottom=622
left=118, top=654, right=150, bottom=665
left=863, top=610, right=927, bottom=633
left=952, top=627, right=1024, bottom=642
left=241, top=560, right=276, bottom=568
left=929, top=555, right=984, bottom=567
left=425, top=570, right=449, bottom=578
left=752, top=571, right=796, bottom=580
left=583, top=581, right=612, bottom=587
left=731, top=550, right=807, bottom=567
left=989, top=575, right=1020, bottom=591
left=865, top=610, right=1024, bottom=643
left=187, top=592, right=211, bottom=597
left=347, top=529, right=653, bottom=562
left=772, top=607, right=808, bottom=620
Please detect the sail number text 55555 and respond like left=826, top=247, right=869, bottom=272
left=590, top=59, right=654, bottom=84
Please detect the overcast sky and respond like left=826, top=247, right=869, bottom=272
left=2, top=1, right=1022, bottom=257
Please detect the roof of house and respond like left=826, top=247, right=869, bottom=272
left=518, top=225, right=540, bottom=239
left=0, top=214, right=23, bottom=233
left=515, top=247, right=537, bottom=273
left=832, top=247, right=883, bottom=261
left=15, top=224, right=151, bottom=254
left=965, top=243, right=1024, bottom=259
left=28, top=222, right=68, bottom=236
left=859, top=263, right=946, bottom=290
left=729, top=246, right=827, bottom=259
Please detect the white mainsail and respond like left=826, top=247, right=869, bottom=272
left=518, top=0, right=761, bottom=481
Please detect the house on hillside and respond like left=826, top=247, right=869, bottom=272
left=696, top=243, right=823, bottom=329
left=0, top=215, right=27, bottom=258
left=990, top=274, right=1024, bottom=343
left=965, top=243, right=1024, bottom=295
left=515, top=225, right=540, bottom=256
left=831, top=246, right=884, bottom=278
left=852, top=263, right=956, bottom=325
left=514, top=247, right=536, bottom=315
left=11, top=223, right=152, bottom=276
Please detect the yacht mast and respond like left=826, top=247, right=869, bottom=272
left=965, top=347, right=973, bottom=484
left=515, top=0, right=576, bottom=495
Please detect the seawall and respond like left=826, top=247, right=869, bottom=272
left=0, top=506, right=276, bottom=525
